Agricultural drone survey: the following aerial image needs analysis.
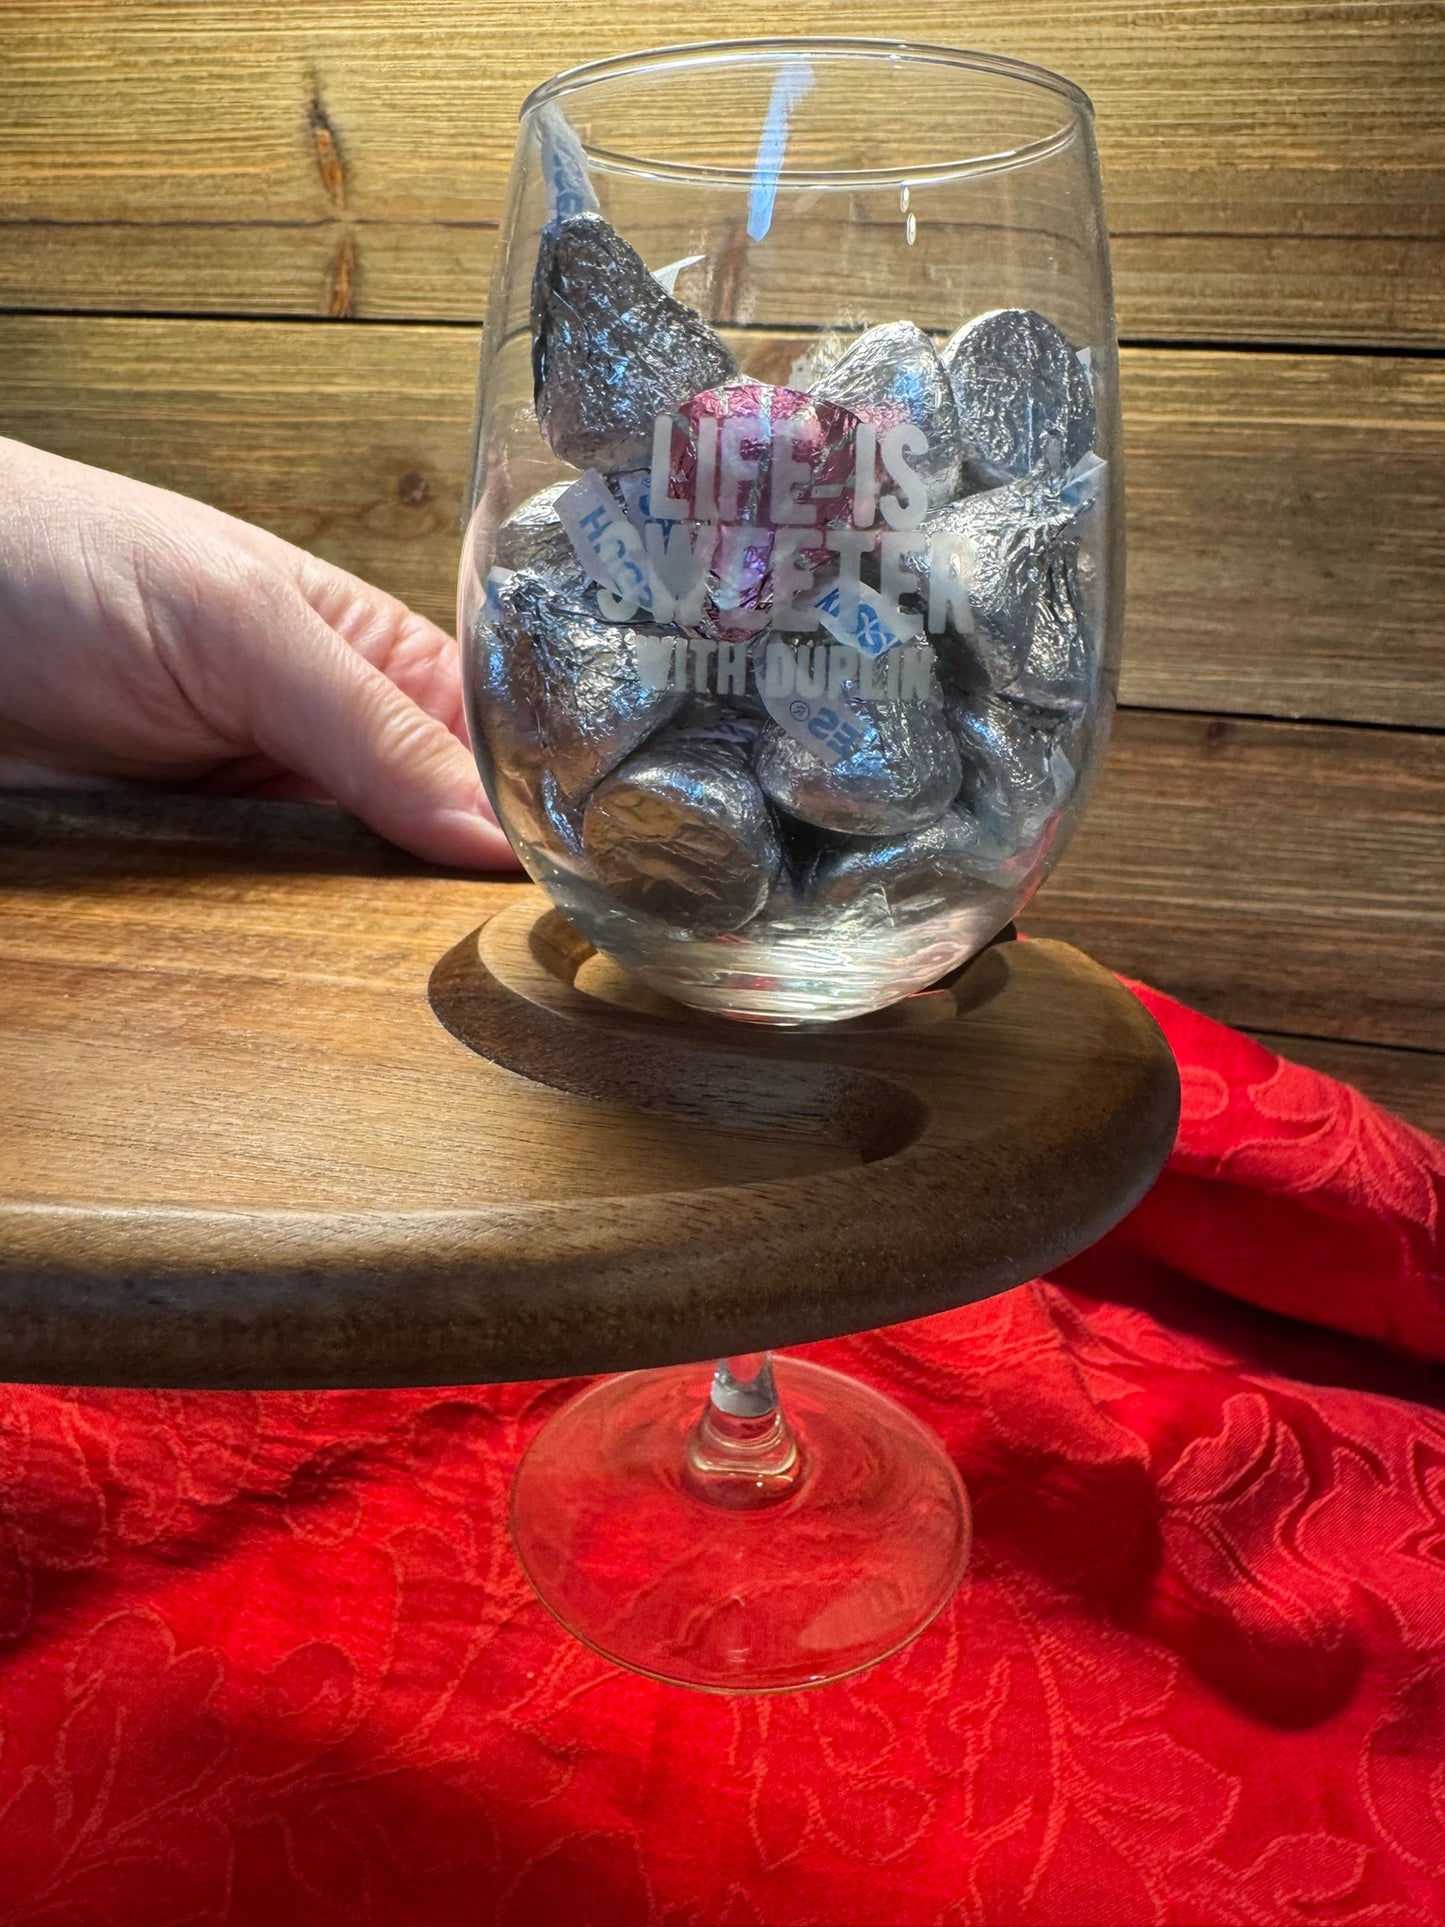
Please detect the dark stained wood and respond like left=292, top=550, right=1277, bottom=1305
left=3, top=317, right=1442, bottom=730
left=1024, top=711, right=1445, bottom=1052
left=1, top=1, right=1441, bottom=345
left=1249, top=1033, right=1445, bottom=1144
left=0, top=790, right=1178, bottom=1389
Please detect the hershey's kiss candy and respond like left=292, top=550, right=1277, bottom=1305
left=951, top=694, right=1076, bottom=863
left=658, top=382, right=853, bottom=638
left=807, top=808, right=1016, bottom=920
left=672, top=381, right=859, bottom=523
left=1008, top=548, right=1096, bottom=717
left=755, top=695, right=962, bottom=838
left=786, top=329, right=853, bottom=392
left=941, top=308, right=1095, bottom=487
left=900, top=475, right=1088, bottom=688
left=582, top=730, right=782, bottom=936
left=490, top=482, right=576, bottom=576
left=532, top=212, right=737, bottom=470
left=503, top=769, right=590, bottom=876
left=813, top=320, right=963, bottom=513
left=490, top=572, right=685, bottom=805
left=467, top=614, right=585, bottom=872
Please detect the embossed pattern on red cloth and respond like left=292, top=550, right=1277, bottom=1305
left=0, top=983, right=1442, bottom=1927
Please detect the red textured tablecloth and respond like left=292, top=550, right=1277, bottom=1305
left=1, top=984, right=1442, bottom=1927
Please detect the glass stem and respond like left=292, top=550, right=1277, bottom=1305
left=712, top=1353, right=780, bottom=1418
left=684, top=1353, right=803, bottom=1507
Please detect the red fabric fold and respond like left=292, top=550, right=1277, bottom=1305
left=0, top=986, right=1442, bottom=1927
left=1113, top=981, right=1445, bottom=1362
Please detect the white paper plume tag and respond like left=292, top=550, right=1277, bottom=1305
left=555, top=470, right=654, bottom=614
left=537, top=104, right=599, bottom=226
left=812, top=579, right=921, bottom=659
left=757, top=641, right=869, bottom=766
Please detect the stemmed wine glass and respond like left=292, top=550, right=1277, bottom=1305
left=460, top=38, right=1120, bottom=1689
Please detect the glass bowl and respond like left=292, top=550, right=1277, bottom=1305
left=460, top=38, right=1120, bottom=1024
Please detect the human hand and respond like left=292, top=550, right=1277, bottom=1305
left=0, top=437, right=517, bottom=869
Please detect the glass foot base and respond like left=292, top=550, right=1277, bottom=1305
left=510, top=1356, right=970, bottom=1693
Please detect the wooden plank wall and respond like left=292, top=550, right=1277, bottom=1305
left=2, top=3, right=1442, bottom=1135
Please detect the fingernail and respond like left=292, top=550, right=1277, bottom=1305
left=433, top=804, right=519, bottom=871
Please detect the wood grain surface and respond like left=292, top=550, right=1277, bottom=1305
left=1, top=2, right=1441, bottom=345
left=0, top=791, right=1179, bottom=1387
left=0, top=0, right=1439, bottom=1205
left=0, top=820, right=845, bottom=1212
left=4, top=316, right=1442, bottom=731
left=1248, top=1034, right=1445, bottom=1144
left=1021, top=712, right=1445, bottom=1053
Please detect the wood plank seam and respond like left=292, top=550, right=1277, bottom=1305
left=2, top=1, right=1442, bottom=342
left=3, top=317, right=1439, bottom=730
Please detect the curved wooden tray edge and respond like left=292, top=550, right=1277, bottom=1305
left=0, top=897, right=1179, bottom=1388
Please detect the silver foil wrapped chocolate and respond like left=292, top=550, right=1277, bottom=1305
left=786, top=330, right=852, bottom=393
left=582, top=730, right=782, bottom=936
left=657, top=382, right=854, bottom=638
left=901, top=475, right=1092, bottom=700
left=486, top=572, right=686, bottom=806
left=532, top=212, right=738, bottom=470
left=490, top=482, right=576, bottom=576
left=952, top=694, right=1077, bottom=862
left=813, top=320, right=963, bottom=513
left=1007, top=549, right=1095, bottom=717
left=467, top=614, right=585, bottom=872
left=807, top=808, right=1015, bottom=921
left=754, top=691, right=962, bottom=838
left=941, top=308, right=1094, bottom=487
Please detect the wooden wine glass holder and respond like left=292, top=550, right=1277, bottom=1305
left=0, top=793, right=1179, bottom=1390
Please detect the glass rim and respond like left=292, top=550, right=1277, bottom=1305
left=520, top=37, right=1094, bottom=188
